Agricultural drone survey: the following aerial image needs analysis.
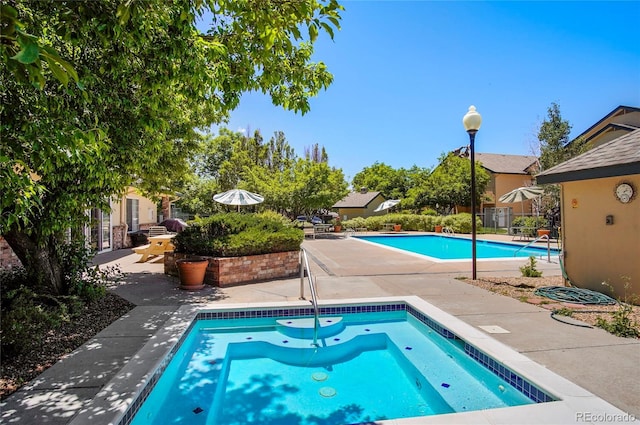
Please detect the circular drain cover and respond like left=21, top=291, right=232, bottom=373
left=319, top=387, right=336, bottom=398
left=312, top=372, right=328, bottom=382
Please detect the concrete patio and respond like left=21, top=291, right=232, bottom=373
left=1, top=234, right=638, bottom=424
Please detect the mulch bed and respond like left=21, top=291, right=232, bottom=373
left=0, top=293, right=135, bottom=400
left=463, top=276, right=640, bottom=336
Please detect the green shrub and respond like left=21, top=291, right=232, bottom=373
left=1, top=286, right=63, bottom=356
left=595, top=279, right=639, bottom=338
left=342, top=216, right=367, bottom=229
left=0, top=270, right=75, bottom=357
left=595, top=305, right=639, bottom=338
left=520, top=256, right=543, bottom=277
left=174, top=212, right=304, bottom=257
left=512, top=216, right=547, bottom=236
left=0, top=240, right=123, bottom=358
left=57, top=239, right=123, bottom=301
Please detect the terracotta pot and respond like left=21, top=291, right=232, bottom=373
left=435, top=225, right=443, bottom=233
left=537, top=229, right=550, bottom=237
left=333, top=225, right=342, bottom=232
left=393, top=224, right=402, bottom=232
left=176, top=258, right=207, bottom=290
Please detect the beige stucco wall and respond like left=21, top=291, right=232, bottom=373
left=561, top=175, right=640, bottom=302
left=493, top=174, right=537, bottom=213
left=111, top=187, right=158, bottom=229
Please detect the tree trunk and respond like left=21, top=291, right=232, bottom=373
left=3, top=229, right=65, bottom=295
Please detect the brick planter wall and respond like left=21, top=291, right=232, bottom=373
left=165, top=251, right=300, bottom=287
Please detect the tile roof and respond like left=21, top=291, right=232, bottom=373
left=537, top=129, right=640, bottom=184
left=333, top=191, right=382, bottom=208
left=475, top=153, right=538, bottom=174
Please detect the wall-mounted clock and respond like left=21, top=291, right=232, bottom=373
left=615, top=182, right=635, bottom=204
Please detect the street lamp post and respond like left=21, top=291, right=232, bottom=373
left=463, top=105, right=482, bottom=280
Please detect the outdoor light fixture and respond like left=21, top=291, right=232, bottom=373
left=463, top=105, right=482, bottom=280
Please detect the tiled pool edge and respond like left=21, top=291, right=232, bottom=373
left=71, top=297, right=632, bottom=425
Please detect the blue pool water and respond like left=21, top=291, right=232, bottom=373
left=129, top=305, right=553, bottom=425
left=355, top=235, right=558, bottom=260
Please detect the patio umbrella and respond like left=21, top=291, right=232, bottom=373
left=213, top=189, right=264, bottom=211
left=498, top=186, right=544, bottom=217
left=159, top=218, right=189, bottom=232
left=374, top=199, right=401, bottom=213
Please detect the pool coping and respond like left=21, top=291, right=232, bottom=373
left=69, top=296, right=632, bottom=425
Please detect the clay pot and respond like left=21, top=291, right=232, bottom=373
left=537, top=229, right=550, bottom=238
left=435, top=225, right=443, bottom=233
left=176, top=258, right=207, bottom=290
left=393, top=224, right=402, bottom=232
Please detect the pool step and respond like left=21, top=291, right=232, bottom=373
left=276, top=317, right=344, bottom=339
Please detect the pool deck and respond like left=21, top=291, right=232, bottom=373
left=2, top=233, right=638, bottom=424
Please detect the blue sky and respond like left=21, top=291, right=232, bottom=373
left=210, top=1, right=640, bottom=183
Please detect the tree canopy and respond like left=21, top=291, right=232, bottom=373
left=405, top=153, right=489, bottom=213
left=1, top=0, right=343, bottom=294
left=536, top=102, right=587, bottom=207
left=351, top=162, right=430, bottom=203
left=181, top=128, right=348, bottom=218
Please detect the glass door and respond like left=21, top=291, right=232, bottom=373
left=90, top=208, right=112, bottom=252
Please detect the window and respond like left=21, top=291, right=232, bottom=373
left=126, top=198, right=139, bottom=232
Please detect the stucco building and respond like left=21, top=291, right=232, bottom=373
left=332, top=188, right=386, bottom=220
left=0, top=187, right=171, bottom=268
left=537, top=128, right=640, bottom=302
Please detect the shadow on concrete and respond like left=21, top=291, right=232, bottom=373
left=109, top=271, right=227, bottom=306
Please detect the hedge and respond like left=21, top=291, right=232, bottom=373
left=342, top=213, right=480, bottom=233
left=173, top=212, right=304, bottom=257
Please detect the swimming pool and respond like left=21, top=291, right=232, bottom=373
left=355, top=234, right=558, bottom=261
left=117, top=298, right=565, bottom=425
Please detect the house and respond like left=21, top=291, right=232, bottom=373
left=455, top=147, right=539, bottom=226
left=475, top=152, right=539, bottom=217
left=88, top=186, right=167, bottom=253
left=0, top=187, right=172, bottom=269
left=332, top=188, right=386, bottom=220
left=536, top=128, right=640, bottom=302
left=571, top=105, right=640, bottom=149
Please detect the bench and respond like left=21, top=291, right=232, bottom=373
left=133, top=234, right=175, bottom=262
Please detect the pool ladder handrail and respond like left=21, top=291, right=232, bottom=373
left=299, top=248, right=320, bottom=346
left=513, top=233, right=552, bottom=262
left=442, top=226, right=455, bottom=236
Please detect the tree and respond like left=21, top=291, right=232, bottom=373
left=352, top=162, right=408, bottom=200
left=304, top=143, right=328, bottom=163
left=246, top=158, right=348, bottom=218
left=536, top=102, right=588, bottom=207
left=1, top=1, right=343, bottom=295
left=409, top=153, right=490, bottom=213
left=178, top=128, right=348, bottom=218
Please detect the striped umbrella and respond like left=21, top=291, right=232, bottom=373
left=213, top=189, right=264, bottom=210
left=499, top=186, right=544, bottom=217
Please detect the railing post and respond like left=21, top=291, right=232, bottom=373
left=546, top=234, right=551, bottom=263
left=299, top=249, right=305, bottom=300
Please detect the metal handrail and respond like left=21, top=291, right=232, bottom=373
left=514, top=233, right=552, bottom=262
left=443, top=227, right=455, bottom=236
left=299, top=248, right=320, bottom=346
